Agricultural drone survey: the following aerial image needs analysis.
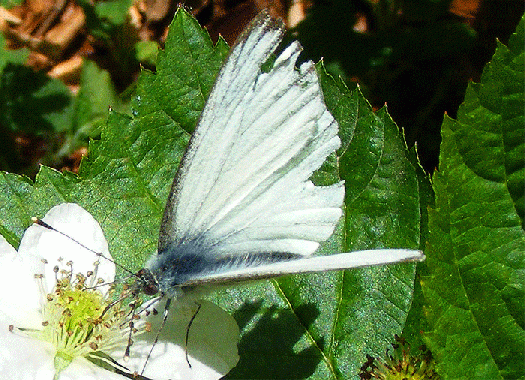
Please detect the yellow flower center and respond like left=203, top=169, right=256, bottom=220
left=30, top=273, right=130, bottom=377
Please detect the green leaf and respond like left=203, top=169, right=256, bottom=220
left=74, top=108, right=188, bottom=270
left=133, top=9, right=229, bottom=133
left=0, top=63, right=74, bottom=174
left=74, top=60, right=119, bottom=133
left=0, top=8, right=424, bottom=379
left=0, top=33, right=28, bottom=73
left=454, top=22, right=524, bottom=226
left=0, top=0, right=21, bottom=7
left=0, top=167, right=80, bottom=249
left=0, top=64, right=73, bottom=134
left=94, top=0, right=133, bottom=25
left=76, top=0, right=132, bottom=32
left=76, top=0, right=138, bottom=78
left=401, top=148, right=435, bottom=351
left=64, top=60, right=122, bottom=156
left=422, top=14, right=525, bottom=380
left=135, top=40, right=159, bottom=66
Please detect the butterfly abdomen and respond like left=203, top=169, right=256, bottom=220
left=146, top=239, right=302, bottom=295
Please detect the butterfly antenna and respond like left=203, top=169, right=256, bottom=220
left=139, top=297, right=172, bottom=375
left=32, top=217, right=137, bottom=277
left=185, top=302, right=202, bottom=367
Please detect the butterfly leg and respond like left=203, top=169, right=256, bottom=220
left=185, top=302, right=202, bottom=367
left=138, top=297, right=172, bottom=375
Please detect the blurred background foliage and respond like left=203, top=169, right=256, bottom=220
left=0, top=0, right=522, bottom=175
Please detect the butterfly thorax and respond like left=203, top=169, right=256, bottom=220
left=145, top=240, right=222, bottom=297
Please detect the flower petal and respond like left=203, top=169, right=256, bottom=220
left=0, top=313, right=55, bottom=380
left=59, top=357, right=128, bottom=380
left=0, top=311, right=128, bottom=380
left=18, top=203, right=115, bottom=294
left=0, top=234, right=43, bottom=328
left=111, top=300, right=239, bottom=380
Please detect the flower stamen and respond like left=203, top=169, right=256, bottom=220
left=25, top=263, right=139, bottom=377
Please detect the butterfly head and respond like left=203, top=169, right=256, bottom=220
left=134, top=268, right=160, bottom=296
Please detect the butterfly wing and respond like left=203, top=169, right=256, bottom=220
left=178, top=249, right=425, bottom=288
left=157, top=11, right=343, bottom=260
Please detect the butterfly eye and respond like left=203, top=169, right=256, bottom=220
left=144, top=282, right=159, bottom=296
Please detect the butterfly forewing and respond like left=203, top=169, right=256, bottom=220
left=157, top=11, right=343, bottom=266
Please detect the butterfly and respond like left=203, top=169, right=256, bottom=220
left=134, top=11, right=423, bottom=302
left=26, top=9, right=424, bottom=379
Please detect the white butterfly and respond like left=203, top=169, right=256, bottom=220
left=22, top=10, right=424, bottom=379
left=136, top=11, right=424, bottom=299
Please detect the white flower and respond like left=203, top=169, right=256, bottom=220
left=0, top=203, right=239, bottom=380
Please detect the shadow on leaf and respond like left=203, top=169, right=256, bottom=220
left=226, top=300, right=324, bottom=380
